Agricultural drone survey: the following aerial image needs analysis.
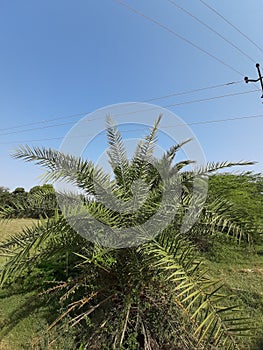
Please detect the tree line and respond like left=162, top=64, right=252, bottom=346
left=0, top=184, right=57, bottom=218
left=1, top=172, right=262, bottom=234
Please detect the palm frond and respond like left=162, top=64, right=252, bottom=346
left=12, top=146, right=110, bottom=196
left=0, top=185, right=57, bottom=219
left=0, top=201, right=26, bottom=219
left=0, top=215, right=76, bottom=285
left=196, top=197, right=253, bottom=244
left=130, top=115, right=162, bottom=181
left=192, top=161, right=256, bottom=176
left=138, top=233, right=253, bottom=349
left=163, top=138, right=192, bottom=162
left=106, top=116, right=130, bottom=188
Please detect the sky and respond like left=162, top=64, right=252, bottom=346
left=0, top=0, right=263, bottom=191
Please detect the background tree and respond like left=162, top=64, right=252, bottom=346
left=27, top=184, right=57, bottom=218
left=208, top=172, right=263, bottom=241
left=0, top=186, right=12, bottom=207
left=0, top=184, right=57, bottom=219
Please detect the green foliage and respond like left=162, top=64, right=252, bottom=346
left=0, top=116, right=257, bottom=349
left=0, top=186, right=12, bottom=210
left=204, top=241, right=263, bottom=349
left=0, top=184, right=58, bottom=219
left=208, top=172, right=263, bottom=241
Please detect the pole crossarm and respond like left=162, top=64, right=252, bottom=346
left=244, top=63, right=263, bottom=98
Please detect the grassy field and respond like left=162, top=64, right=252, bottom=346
left=205, top=241, right=263, bottom=348
left=0, top=219, right=49, bottom=350
left=0, top=220, right=263, bottom=349
left=0, top=218, right=37, bottom=240
left=0, top=219, right=37, bottom=267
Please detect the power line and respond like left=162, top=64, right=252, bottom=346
left=0, top=111, right=90, bottom=132
left=165, top=89, right=258, bottom=107
left=0, top=88, right=258, bottom=137
left=0, top=120, right=76, bottom=137
left=1, top=112, right=263, bottom=145
left=181, top=113, right=263, bottom=126
left=166, top=0, right=256, bottom=63
left=199, top=0, right=263, bottom=56
left=103, top=89, right=259, bottom=118
left=0, top=80, right=243, bottom=133
left=112, top=0, right=245, bottom=77
left=143, top=80, right=243, bottom=102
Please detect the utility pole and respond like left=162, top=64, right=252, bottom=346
left=244, top=63, right=263, bottom=98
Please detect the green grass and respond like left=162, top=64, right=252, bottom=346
left=0, top=219, right=77, bottom=350
left=0, top=218, right=37, bottom=240
left=0, top=218, right=37, bottom=267
left=0, top=290, right=49, bottom=349
left=0, top=219, right=50, bottom=350
left=204, top=241, right=263, bottom=348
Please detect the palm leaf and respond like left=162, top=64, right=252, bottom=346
left=106, top=116, right=130, bottom=189
left=130, top=114, right=162, bottom=181
left=138, top=232, right=253, bottom=349
left=0, top=215, right=78, bottom=285
left=12, top=146, right=110, bottom=196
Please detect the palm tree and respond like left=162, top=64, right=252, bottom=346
left=0, top=116, right=254, bottom=349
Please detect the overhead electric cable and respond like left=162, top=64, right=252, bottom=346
left=112, top=0, right=245, bottom=77
left=164, top=89, right=258, bottom=107
left=0, top=121, right=77, bottom=137
left=199, top=0, right=263, bottom=55
left=0, top=80, right=243, bottom=133
left=1, top=112, right=263, bottom=145
left=166, top=0, right=255, bottom=63
left=143, top=80, right=243, bottom=102
left=0, top=111, right=90, bottom=132
left=0, top=88, right=258, bottom=137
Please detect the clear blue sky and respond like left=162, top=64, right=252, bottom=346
left=1, top=0, right=263, bottom=191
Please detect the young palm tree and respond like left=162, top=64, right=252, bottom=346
left=0, top=116, right=254, bottom=349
